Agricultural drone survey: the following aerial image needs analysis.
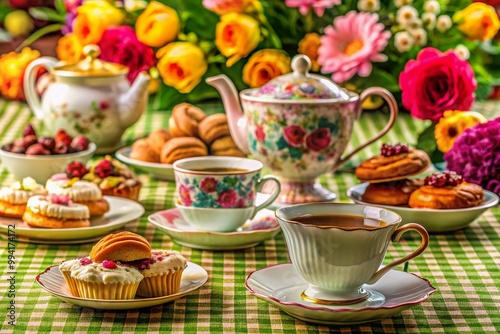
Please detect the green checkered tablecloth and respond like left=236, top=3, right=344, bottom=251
left=0, top=98, right=499, bottom=333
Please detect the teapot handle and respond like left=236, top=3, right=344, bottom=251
left=335, top=87, right=398, bottom=168
left=23, top=57, right=58, bottom=120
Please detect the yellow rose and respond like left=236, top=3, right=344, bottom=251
left=56, top=33, right=85, bottom=64
left=215, top=13, right=260, bottom=67
left=204, top=0, right=262, bottom=15
left=136, top=1, right=180, bottom=47
left=298, top=33, right=321, bottom=72
left=435, top=110, right=487, bottom=153
left=156, top=42, right=208, bottom=93
left=242, top=49, right=290, bottom=88
left=73, top=1, right=125, bottom=45
left=0, top=48, right=40, bottom=101
left=454, top=3, right=500, bottom=41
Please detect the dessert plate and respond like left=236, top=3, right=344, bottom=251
left=36, top=261, right=208, bottom=310
left=0, top=196, right=145, bottom=243
left=116, top=146, right=174, bottom=181
left=148, top=208, right=280, bottom=250
left=347, top=183, right=499, bottom=233
left=246, top=263, right=436, bottom=325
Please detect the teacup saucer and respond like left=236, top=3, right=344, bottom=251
left=148, top=208, right=280, bottom=250
left=245, top=263, right=436, bottom=325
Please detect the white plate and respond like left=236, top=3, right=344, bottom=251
left=0, top=196, right=144, bottom=243
left=148, top=208, right=280, bottom=250
left=36, top=261, right=208, bottom=310
left=246, top=263, right=436, bottom=325
left=346, top=183, right=499, bottom=233
left=115, top=147, right=174, bottom=181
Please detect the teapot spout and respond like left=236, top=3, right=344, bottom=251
left=206, top=74, right=249, bottom=154
left=118, top=71, right=150, bottom=127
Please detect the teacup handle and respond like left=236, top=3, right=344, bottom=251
left=334, top=87, right=398, bottom=170
left=24, top=57, right=58, bottom=120
left=366, top=223, right=429, bottom=285
left=252, top=175, right=281, bottom=218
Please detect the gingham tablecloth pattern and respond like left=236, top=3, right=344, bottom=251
left=0, top=98, right=499, bottom=334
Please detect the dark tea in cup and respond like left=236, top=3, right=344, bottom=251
left=292, top=214, right=388, bottom=229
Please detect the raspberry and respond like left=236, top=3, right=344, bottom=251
left=102, top=260, right=117, bottom=269
left=380, top=143, right=409, bottom=157
left=94, top=159, right=115, bottom=178
left=79, top=258, right=92, bottom=266
left=66, top=161, right=88, bottom=179
left=424, top=171, right=463, bottom=187
left=49, top=194, right=70, bottom=205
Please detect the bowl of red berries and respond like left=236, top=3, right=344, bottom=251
left=0, top=125, right=96, bottom=183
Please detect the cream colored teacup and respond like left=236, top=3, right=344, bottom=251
left=275, top=203, right=429, bottom=305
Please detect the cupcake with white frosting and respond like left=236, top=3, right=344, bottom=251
left=46, top=175, right=109, bottom=216
left=67, top=259, right=143, bottom=300
left=0, top=177, right=46, bottom=218
left=59, top=257, right=92, bottom=297
left=132, top=250, right=187, bottom=297
left=22, top=194, right=90, bottom=228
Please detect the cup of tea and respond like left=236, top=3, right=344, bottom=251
left=275, top=203, right=429, bottom=305
left=173, top=156, right=281, bottom=232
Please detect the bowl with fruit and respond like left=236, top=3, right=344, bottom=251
left=0, top=125, right=96, bottom=183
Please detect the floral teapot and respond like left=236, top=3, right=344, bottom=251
left=24, top=45, right=150, bottom=153
left=206, top=55, right=398, bottom=205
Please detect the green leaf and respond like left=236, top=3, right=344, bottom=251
left=15, top=23, right=63, bottom=51
left=415, top=123, right=437, bottom=156
left=475, top=82, right=493, bottom=101
left=28, top=7, right=65, bottom=23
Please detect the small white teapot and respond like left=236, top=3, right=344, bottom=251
left=24, top=45, right=150, bottom=153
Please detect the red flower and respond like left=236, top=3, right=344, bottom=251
left=200, top=177, right=218, bottom=193
left=283, top=125, right=306, bottom=147
left=217, top=189, right=237, bottom=208
left=474, top=0, right=500, bottom=6
left=255, top=125, right=266, bottom=142
left=399, top=48, right=477, bottom=122
left=306, top=128, right=331, bottom=152
left=179, top=184, right=192, bottom=206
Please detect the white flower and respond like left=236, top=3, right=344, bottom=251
left=394, top=31, right=414, bottom=52
left=455, top=44, right=470, bottom=60
left=410, top=28, right=427, bottom=46
left=422, top=12, right=436, bottom=30
left=357, top=0, right=380, bottom=12
left=436, top=15, right=452, bottom=33
left=423, top=1, right=440, bottom=15
left=404, top=18, right=423, bottom=32
left=397, top=6, right=419, bottom=25
left=123, top=0, right=148, bottom=11
left=394, top=0, right=414, bottom=8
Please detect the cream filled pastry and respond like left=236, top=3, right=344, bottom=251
left=46, top=176, right=109, bottom=216
left=0, top=177, right=46, bottom=218
left=22, top=194, right=90, bottom=228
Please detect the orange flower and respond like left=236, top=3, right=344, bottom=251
left=215, top=13, right=260, bottom=67
left=156, top=42, right=208, bottom=93
left=56, top=33, right=85, bottom=63
left=73, top=1, right=124, bottom=45
left=0, top=48, right=40, bottom=101
left=453, top=3, right=500, bottom=41
left=242, top=49, right=290, bottom=88
left=298, top=33, right=321, bottom=72
left=135, top=1, right=180, bottom=47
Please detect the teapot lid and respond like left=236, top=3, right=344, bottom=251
left=252, top=54, right=350, bottom=101
left=53, top=45, right=128, bottom=77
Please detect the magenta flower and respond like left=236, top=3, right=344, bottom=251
left=306, top=128, right=331, bottom=152
left=399, top=48, right=477, bottom=122
left=318, top=11, right=390, bottom=83
left=444, top=118, right=500, bottom=195
left=285, top=0, right=341, bottom=17
left=98, top=26, right=155, bottom=83
left=217, top=189, right=237, bottom=208
left=255, top=125, right=266, bottom=142
left=178, top=184, right=193, bottom=206
left=283, top=125, right=306, bottom=147
left=200, top=177, right=218, bottom=193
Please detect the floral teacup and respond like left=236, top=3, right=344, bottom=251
left=173, top=156, right=280, bottom=232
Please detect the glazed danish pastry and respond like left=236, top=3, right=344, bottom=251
left=361, top=179, right=422, bottom=206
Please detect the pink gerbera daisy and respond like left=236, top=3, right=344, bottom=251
left=318, top=11, right=391, bottom=83
left=285, top=0, right=341, bottom=17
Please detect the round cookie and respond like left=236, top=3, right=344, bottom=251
left=160, top=137, right=208, bottom=164
left=198, top=113, right=230, bottom=145
left=168, top=103, right=206, bottom=137
left=89, top=231, right=151, bottom=262
left=130, top=138, right=160, bottom=163
left=210, top=136, right=246, bottom=157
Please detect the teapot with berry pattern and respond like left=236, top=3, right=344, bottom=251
left=207, top=55, right=398, bottom=205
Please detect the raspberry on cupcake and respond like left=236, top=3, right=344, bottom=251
left=0, top=177, right=46, bottom=218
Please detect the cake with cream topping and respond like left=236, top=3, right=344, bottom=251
left=0, top=177, right=46, bottom=218
left=22, top=194, right=90, bottom=228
